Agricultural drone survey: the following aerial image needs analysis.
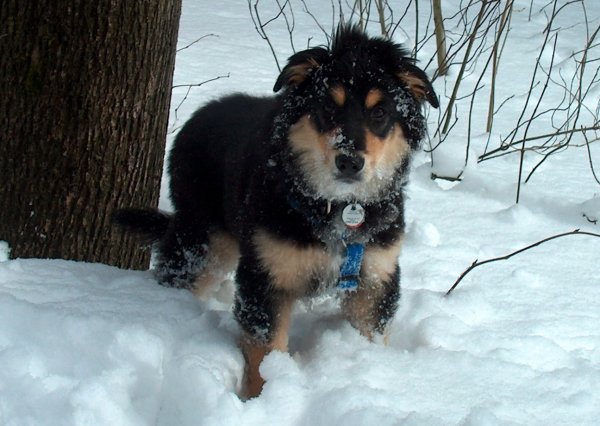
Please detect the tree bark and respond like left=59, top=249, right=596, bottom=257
left=0, top=0, right=181, bottom=269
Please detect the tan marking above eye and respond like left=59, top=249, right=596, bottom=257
left=330, top=85, right=346, bottom=107
left=365, top=89, right=384, bottom=109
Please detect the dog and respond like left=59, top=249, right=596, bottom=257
left=113, top=24, right=438, bottom=398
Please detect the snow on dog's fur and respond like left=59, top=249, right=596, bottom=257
left=113, top=24, right=438, bottom=398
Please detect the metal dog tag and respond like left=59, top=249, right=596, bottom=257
left=342, top=203, right=365, bottom=229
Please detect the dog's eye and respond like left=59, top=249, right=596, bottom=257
left=314, top=102, right=337, bottom=131
left=322, top=102, right=337, bottom=118
left=370, top=105, right=388, bottom=122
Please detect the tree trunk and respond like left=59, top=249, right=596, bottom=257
left=432, top=0, right=447, bottom=76
left=0, top=1, right=181, bottom=269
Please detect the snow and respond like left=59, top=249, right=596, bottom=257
left=2, top=1, right=600, bottom=425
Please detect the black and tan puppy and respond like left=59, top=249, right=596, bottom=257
left=113, top=24, right=438, bottom=398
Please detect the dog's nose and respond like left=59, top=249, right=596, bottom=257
left=335, top=154, right=365, bottom=178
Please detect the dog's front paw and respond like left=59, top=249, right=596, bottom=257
left=239, top=337, right=269, bottom=400
left=239, top=368, right=265, bottom=401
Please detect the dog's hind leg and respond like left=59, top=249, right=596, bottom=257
left=153, top=214, right=210, bottom=289
left=191, top=231, right=240, bottom=300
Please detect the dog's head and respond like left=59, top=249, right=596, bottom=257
left=273, top=24, right=438, bottom=203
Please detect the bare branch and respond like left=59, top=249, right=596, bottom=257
left=171, top=73, right=230, bottom=89
left=299, top=0, right=332, bottom=44
left=170, top=74, right=230, bottom=129
left=177, top=33, right=218, bottom=53
left=439, top=0, right=494, bottom=135
left=486, top=0, right=513, bottom=132
left=248, top=0, right=283, bottom=71
left=583, top=131, right=600, bottom=185
left=446, top=229, right=600, bottom=296
left=478, top=125, right=600, bottom=162
left=516, top=31, right=559, bottom=201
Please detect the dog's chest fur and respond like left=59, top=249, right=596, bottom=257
left=249, top=186, right=405, bottom=295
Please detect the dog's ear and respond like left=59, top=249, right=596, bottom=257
left=273, top=47, right=329, bottom=92
left=396, top=63, right=439, bottom=108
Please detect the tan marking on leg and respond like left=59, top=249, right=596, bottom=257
left=253, top=228, right=335, bottom=294
left=240, top=336, right=268, bottom=400
left=383, top=329, right=391, bottom=346
left=342, top=285, right=380, bottom=340
left=330, top=85, right=346, bottom=107
left=271, top=294, right=295, bottom=351
left=342, top=238, right=403, bottom=338
left=192, top=232, right=239, bottom=299
left=362, top=236, right=404, bottom=283
left=365, top=88, right=384, bottom=109
left=239, top=294, right=295, bottom=399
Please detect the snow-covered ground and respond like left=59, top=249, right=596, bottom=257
left=2, top=1, right=600, bottom=425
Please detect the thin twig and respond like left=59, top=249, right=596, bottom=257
left=487, top=0, right=513, bottom=133
left=479, top=125, right=600, bottom=161
left=176, top=34, right=218, bottom=52
left=276, top=0, right=296, bottom=53
left=583, top=131, right=600, bottom=185
left=171, top=74, right=230, bottom=128
left=171, top=73, right=230, bottom=89
left=445, top=229, right=600, bottom=296
left=517, top=32, right=558, bottom=196
left=248, top=0, right=282, bottom=71
left=299, top=0, right=331, bottom=44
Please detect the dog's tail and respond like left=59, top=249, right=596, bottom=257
left=111, top=208, right=171, bottom=244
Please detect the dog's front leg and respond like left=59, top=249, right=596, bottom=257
left=341, top=241, right=402, bottom=340
left=234, top=254, right=295, bottom=399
